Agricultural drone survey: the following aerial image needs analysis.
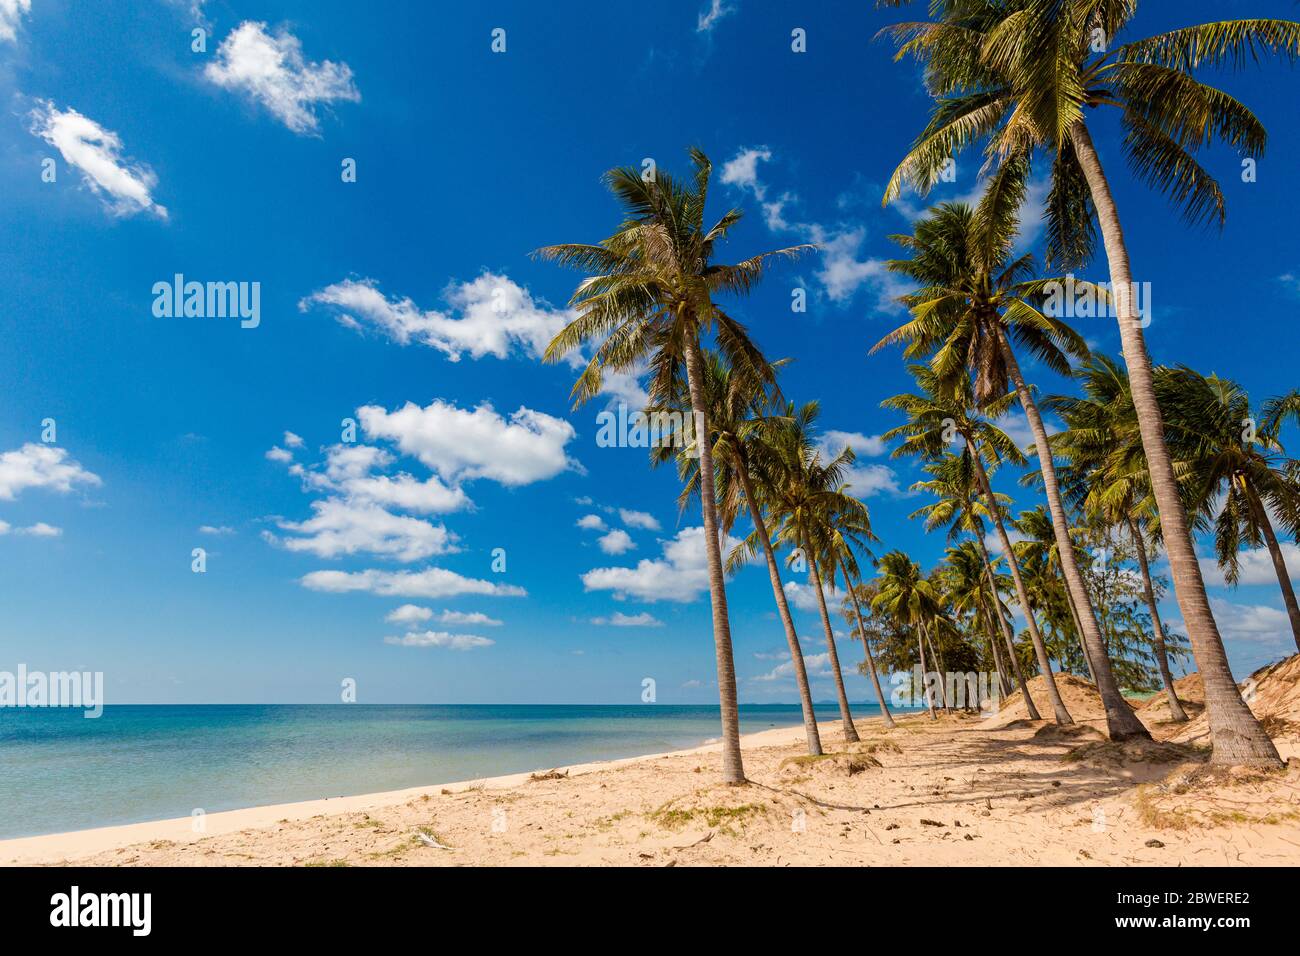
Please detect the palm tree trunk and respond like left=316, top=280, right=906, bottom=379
left=974, top=525, right=1039, bottom=718
left=847, top=582, right=896, bottom=729
left=807, top=553, right=861, bottom=743
left=968, top=436, right=1073, bottom=724
left=926, top=630, right=953, bottom=711
left=995, top=330, right=1148, bottom=739
left=1245, top=484, right=1300, bottom=653
left=982, top=601, right=1013, bottom=698
left=681, top=337, right=746, bottom=783
left=737, top=466, right=824, bottom=754
left=1062, top=584, right=1095, bottom=682
left=1070, top=119, right=1280, bottom=766
left=1127, top=515, right=1189, bottom=721
left=917, top=621, right=936, bottom=719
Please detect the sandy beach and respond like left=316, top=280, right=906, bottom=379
left=4, top=664, right=1299, bottom=868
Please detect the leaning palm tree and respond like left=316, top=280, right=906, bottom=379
left=879, top=0, right=1292, bottom=765
left=1158, top=366, right=1300, bottom=653
left=884, top=365, right=1076, bottom=725
left=839, top=577, right=897, bottom=730
left=872, top=550, right=944, bottom=718
left=942, top=540, right=1014, bottom=699
left=652, top=351, right=824, bottom=756
left=538, top=148, right=812, bottom=783
left=874, top=166, right=1148, bottom=740
left=909, top=452, right=1035, bottom=711
left=737, top=401, right=873, bottom=743
left=1013, top=506, right=1095, bottom=680
left=1045, top=354, right=1190, bottom=719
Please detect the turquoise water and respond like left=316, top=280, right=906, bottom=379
left=0, top=703, right=879, bottom=839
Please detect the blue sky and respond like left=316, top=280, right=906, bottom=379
left=1, top=0, right=1298, bottom=705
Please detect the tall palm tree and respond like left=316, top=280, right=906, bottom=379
left=879, top=0, right=1292, bottom=765
left=538, top=148, right=812, bottom=783
left=942, top=540, right=1014, bottom=698
left=1045, top=355, right=1190, bottom=719
left=737, top=402, right=875, bottom=744
left=909, top=453, right=1033, bottom=708
left=840, top=579, right=898, bottom=729
left=653, top=351, right=824, bottom=756
left=1013, top=505, right=1095, bottom=680
left=872, top=550, right=944, bottom=718
left=1158, top=366, right=1300, bottom=653
left=874, top=169, right=1148, bottom=739
left=883, top=365, right=1075, bottom=724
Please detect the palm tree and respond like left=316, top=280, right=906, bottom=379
left=839, top=579, right=898, bottom=729
left=1158, top=366, right=1300, bottom=654
left=1013, top=505, right=1095, bottom=680
left=737, top=402, right=874, bottom=744
left=874, top=170, right=1148, bottom=740
left=883, top=365, right=1074, bottom=724
left=879, top=0, right=1292, bottom=765
left=653, top=351, right=825, bottom=755
left=1045, top=355, right=1189, bottom=719
left=872, top=550, right=944, bottom=718
left=942, top=540, right=1014, bottom=698
left=538, top=148, right=812, bottom=783
left=909, top=452, right=1033, bottom=708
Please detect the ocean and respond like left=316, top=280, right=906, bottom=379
left=0, top=702, right=883, bottom=840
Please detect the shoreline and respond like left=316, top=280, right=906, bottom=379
left=0, top=722, right=809, bottom=866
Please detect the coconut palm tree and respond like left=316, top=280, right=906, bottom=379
left=839, top=578, right=897, bottom=729
left=538, top=148, right=812, bottom=783
left=652, top=351, right=824, bottom=755
left=1158, top=366, right=1300, bottom=653
left=736, top=402, right=875, bottom=744
left=1045, top=354, right=1190, bottom=719
left=872, top=550, right=944, bottom=718
left=1013, top=505, right=1095, bottom=680
left=878, top=0, right=1292, bottom=765
left=942, top=540, right=1014, bottom=699
left=874, top=168, right=1148, bottom=739
left=883, top=365, right=1075, bottom=724
left=909, top=453, right=1032, bottom=708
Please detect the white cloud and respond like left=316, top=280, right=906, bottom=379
left=783, top=580, right=833, bottom=615
left=581, top=526, right=744, bottom=603
left=598, top=529, right=635, bottom=555
left=721, top=147, right=771, bottom=196
left=591, top=611, right=664, bottom=627
left=199, top=524, right=236, bottom=536
left=1200, top=542, right=1300, bottom=588
left=283, top=431, right=305, bottom=449
left=576, top=514, right=607, bottom=531
left=384, top=630, right=494, bottom=650
left=809, top=225, right=908, bottom=308
left=753, top=652, right=833, bottom=683
left=385, top=604, right=433, bottom=625
left=301, top=566, right=525, bottom=599
left=697, top=0, right=736, bottom=33
left=338, top=470, right=472, bottom=516
left=816, top=429, right=899, bottom=497
left=28, top=102, right=166, bottom=219
left=204, top=22, right=359, bottom=135
left=1206, top=598, right=1294, bottom=647
left=1, top=0, right=31, bottom=42
left=0, top=521, right=62, bottom=537
left=265, top=499, right=455, bottom=562
left=301, top=274, right=573, bottom=362
left=265, top=446, right=294, bottom=463
left=619, top=508, right=660, bottom=531
left=438, top=609, right=502, bottom=627
left=358, top=399, right=578, bottom=487
left=984, top=528, right=1028, bottom=556
left=0, top=444, right=101, bottom=501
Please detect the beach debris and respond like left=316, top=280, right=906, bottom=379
left=920, top=818, right=944, bottom=827
left=1145, top=839, right=1165, bottom=849
left=529, top=769, right=570, bottom=782
left=415, top=830, right=453, bottom=850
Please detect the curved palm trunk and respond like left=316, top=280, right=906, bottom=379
left=974, top=526, right=1039, bottom=718
left=1062, top=585, right=1095, bottom=682
left=917, top=621, right=937, bottom=719
left=969, top=438, right=1073, bottom=724
left=982, top=601, right=1013, bottom=698
left=1245, top=484, right=1300, bottom=653
left=1127, top=515, right=1189, bottom=722
left=807, top=554, right=861, bottom=743
left=926, top=630, right=953, bottom=711
left=847, top=583, right=896, bottom=729
left=1070, top=119, right=1280, bottom=766
left=682, top=338, right=746, bottom=783
left=996, top=331, right=1148, bottom=739
left=737, top=467, right=824, bottom=754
